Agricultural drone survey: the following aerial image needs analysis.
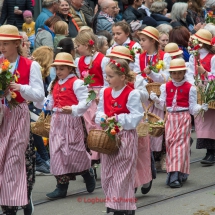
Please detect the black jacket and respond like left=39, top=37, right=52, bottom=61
left=56, top=13, right=78, bottom=38
left=151, top=13, right=171, bottom=25
left=123, top=6, right=157, bottom=27
left=0, top=0, right=33, bottom=29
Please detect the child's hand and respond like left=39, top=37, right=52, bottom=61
left=197, top=65, right=205, bottom=74
left=62, top=106, right=72, bottom=114
left=101, top=115, right=107, bottom=123
left=143, top=67, right=151, bottom=75
left=0, top=86, right=10, bottom=98
left=106, top=116, right=116, bottom=122
left=10, top=82, right=21, bottom=91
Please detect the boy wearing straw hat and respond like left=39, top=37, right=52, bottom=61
left=150, top=58, right=208, bottom=188
left=0, top=25, right=44, bottom=215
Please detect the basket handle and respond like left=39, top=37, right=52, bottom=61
left=142, top=103, right=148, bottom=122
left=146, top=101, right=154, bottom=112
left=161, top=73, right=167, bottom=83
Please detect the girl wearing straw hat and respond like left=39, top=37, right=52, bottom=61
left=35, top=52, right=96, bottom=199
left=95, top=58, right=143, bottom=215
left=189, top=29, right=215, bottom=165
left=133, top=26, right=171, bottom=162
left=107, top=45, right=154, bottom=195
left=0, top=25, right=45, bottom=215
left=150, top=58, right=208, bottom=188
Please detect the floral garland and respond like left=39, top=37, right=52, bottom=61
left=110, top=59, right=125, bottom=72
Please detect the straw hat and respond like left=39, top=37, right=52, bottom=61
left=51, top=53, right=76, bottom=67
left=169, top=58, right=187, bottom=71
left=106, top=46, right=134, bottom=62
left=137, top=26, right=159, bottom=42
left=164, top=43, right=183, bottom=57
left=0, top=25, right=22, bottom=40
left=192, top=29, right=212, bottom=45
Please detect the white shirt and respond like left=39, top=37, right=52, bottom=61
left=34, top=74, right=90, bottom=117
left=75, top=52, right=110, bottom=87
left=134, top=75, right=149, bottom=102
left=95, top=86, right=144, bottom=130
left=133, top=52, right=171, bottom=83
left=10, top=58, right=44, bottom=102
left=154, top=78, right=201, bottom=115
left=106, top=38, right=142, bottom=71
left=139, top=5, right=151, bottom=16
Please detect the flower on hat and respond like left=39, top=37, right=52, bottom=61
left=89, top=40, right=95, bottom=46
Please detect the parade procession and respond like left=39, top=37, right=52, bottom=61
left=0, top=0, right=215, bottom=214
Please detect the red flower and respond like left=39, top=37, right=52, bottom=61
left=89, top=39, right=95, bottom=46
left=115, top=125, right=120, bottom=133
left=194, top=45, right=200, bottom=50
left=116, top=63, right=121, bottom=68
left=121, top=68, right=125, bottom=72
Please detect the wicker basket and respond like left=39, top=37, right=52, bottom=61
left=149, top=125, right=165, bottom=137
left=136, top=121, right=149, bottom=137
left=146, top=83, right=161, bottom=96
left=197, top=91, right=215, bottom=110
left=87, top=129, right=120, bottom=154
left=31, top=112, right=51, bottom=138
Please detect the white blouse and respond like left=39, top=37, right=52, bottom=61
left=10, top=58, right=44, bottom=102
left=154, top=78, right=201, bottom=115
left=34, top=74, right=90, bottom=117
left=134, top=75, right=149, bottom=102
left=188, top=48, right=215, bottom=84
left=95, top=86, right=144, bottom=130
left=75, top=52, right=110, bottom=87
left=133, top=52, right=171, bottom=83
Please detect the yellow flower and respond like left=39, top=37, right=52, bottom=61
left=10, top=91, right=17, bottom=99
left=14, top=75, right=18, bottom=82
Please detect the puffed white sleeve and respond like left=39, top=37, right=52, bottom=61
left=134, top=75, right=149, bottom=102
left=154, top=84, right=166, bottom=111
left=95, top=87, right=106, bottom=124
left=71, top=79, right=91, bottom=116
left=133, top=53, right=141, bottom=73
left=210, top=55, right=215, bottom=76
left=133, top=42, right=142, bottom=50
left=33, top=82, right=54, bottom=110
left=117, top=90, right=144, bottom=130
left=101, top=56, right=110, bottom=87
left=185, top=59, right=195, bottom=85
left=75, top=58, right=81, bottom=77
left=147, top=53, right=171, bottom=83
left=20, top=61, right=45, bottom=102
left=189, top=86, right=201, bottom=115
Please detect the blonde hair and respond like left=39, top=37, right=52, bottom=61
left=79, top=26, right=93, bottom=33
left=32, top=46, right=54, bottom=78
left=159, top=31, right=169, bottom=38
left=54, top=21, right=68, bottom=35
left=107, top=59, right=135, bottom=82
left=150, top=1, right=167, bottom=14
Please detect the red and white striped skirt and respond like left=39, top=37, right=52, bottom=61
left=101, top=130, right=138, bottom=211
left=134, top=135, right=152, bottom=188
left=0, top=103, right=29, bottom=206
left=49, top=113, right=91, bottom=175
left=165, top=111, right=191, bottom=174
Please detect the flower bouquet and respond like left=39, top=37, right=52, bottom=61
left=100, top=115, right=123, bottom=141
left=148, top=60, right=165, bottom=73
left=206, top=11, right=215, bottom=24
left=82, top=70, right=97, bottom=104
left=126, top=46, right=142, bottom=61
left=0, top=59, right=20, bottom=109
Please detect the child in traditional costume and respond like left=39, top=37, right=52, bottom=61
left=150, top=58, right=208, bottom=188
left=0, top=25, right=45, bottom=215
left=95, top=59, right=143, bottom=215
left=35, top=53, right=96, bottom=199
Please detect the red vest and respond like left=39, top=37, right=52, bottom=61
left=79, top=52, right=104, bottom=87
left=166, top=81, right=192, bottom=108
left=104, top=86, right=132, bottom=117
left=53, top=76, right=78, bottom=108
left=127, top=82, right=134, bottom=89
left=128, top=41, right=136, bottom=50
left=15, top=56, right=32, bottom=103
left=200, top=53, right=214, bottom=72
left=139, top=50, right=165, bottom=78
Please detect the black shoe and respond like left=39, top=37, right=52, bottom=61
left=134, top=187, right=137, bottom=193
left=36, top=162, right=51, bottom=176
left=82, top=168, right=96, bottom=193
left=24, top=194, right=34, bottom=215
left=201, top=154, right=215, bottom=165
left=46, top=183, right=69, bottom=199
left=182, top=177, right=187, bottom=183
left=141, top=180, right=152, bottom=194
left=113, top=212, right=125, bottom=215
left=94, top=168, right=97, bottom=180
left=169, top=180, right=182, bottom=188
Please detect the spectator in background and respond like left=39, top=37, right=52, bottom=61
left=139, top=0, right=154, bottom=16
left=53, top=21, right=68, bottom=49
left=70, top=0, right=87, bottom=29
left=34, top=16, right=61, bottom=50
left=97, top=30, right=113, bottom=46
left=123, top=0, right=157, bottom=27
left=158, top=31, right=169, bottom=50
left=0, top=0, right=4, bottom=18
left=97, top=35, right=109, bottom=54
left=0, top=0, right=33, bottom=30
left=150, top=1, right=172, bottom=25
left=35, top=0, right=59, bottom=32
left=96, top=0, right=116, bottom=33
left=81, top=0, right=94, bottom=27
left=169, top=26, right=190, bottom=62
left=205, top=0, right=215, bottom=12
left=22, top=10, right=35, bottom=49
left=156, top=23, right=173, bottom=33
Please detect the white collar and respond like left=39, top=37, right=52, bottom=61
left=111, top=85, right=127, bottom=98
left=172, top=77, right=187, bottom=87
left=113, top=38, right=131, bottom=47
left=199, top=48, right=209, bottom=55
left=58, top=74, right=76, bottom=85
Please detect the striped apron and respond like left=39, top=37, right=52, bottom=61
left=49, top=113, right=91, bottom=175
left=101, top=130, right=138, bottom=211
left=165, top=111, right=191, bottom=174
left=134, top=135, right=152, bottom=188
left=0, top=103, right=29, bottom=206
